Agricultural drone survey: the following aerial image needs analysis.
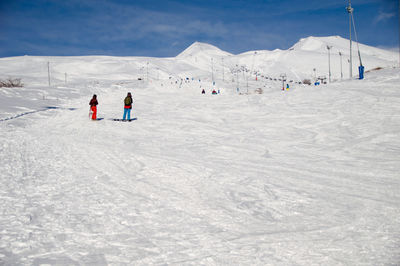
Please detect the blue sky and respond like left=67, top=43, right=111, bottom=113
left=0, top=0, right=398, bottom=57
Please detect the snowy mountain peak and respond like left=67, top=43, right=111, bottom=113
left=290, top=36, right=347, bottom=52
left=289, top=35, right=396, bottom=63
left=177, top=41, right=232, bottom=58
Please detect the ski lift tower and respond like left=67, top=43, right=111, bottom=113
left=235, top=64, right=240, bottom=93
left=222, top=57, right=224, bottom=82
left=327, top=45, right=333, bottom=83
left=313, top=68, right=317, bottom=81
left=339, top=51, right=343, bottom=80
left=346, top=0, right=354, bottom=78
left=146, top=62, right=149, bottom=81
left=347, top=0, right=364, bottom=79
left=280, top=73, right=287, bottom=90
left=47, top=62, right=51, bottom=87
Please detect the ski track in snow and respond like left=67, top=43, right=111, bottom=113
left=1, top=71, right=400, bottom=265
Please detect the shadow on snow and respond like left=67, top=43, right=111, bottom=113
left=0, top=106, right=77, bottom=122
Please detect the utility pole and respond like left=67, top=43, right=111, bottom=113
left=347, top=0, right=353, bottom=78
left=313, top=68, right=317, bottom=81
left=339, top=52, right=343, bottom=80
left=246, top=75, right=248, bottom=94
left=236, top=64, right=239, bottom=93
left=211, top=58, right=214, bottom=83
left=145, top=62, right=149, bottom=82
left=327, top=45, right=332, bottom=83
left=47, top=62, right=51, bottom=86
left=221, top=58, right=224, bottom=82
left=280, top=73, right=286, bottom=90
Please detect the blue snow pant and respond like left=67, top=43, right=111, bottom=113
left=123, top=108, right=131, bottom=120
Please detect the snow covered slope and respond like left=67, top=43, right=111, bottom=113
left=0, top=36, right=399, bottom=265
left=235, top=36, right=397, bottom=82
left=0, top=36, right=397, bottom=90
left=292, top=36, right=395, bottom=61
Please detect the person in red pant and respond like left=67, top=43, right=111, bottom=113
left=89, top=94, right=98, bottom=120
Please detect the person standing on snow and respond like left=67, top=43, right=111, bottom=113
left=89, top=94, right=98, bottom=120
left=123, top=92, right=133, bottom=121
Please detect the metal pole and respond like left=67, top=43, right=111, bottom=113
left=246, top=75, right=248, bottom=94
left=339, top=52, right=343, bottom=79
left=347, top=1, right=353, bottom=78
left=246, top=66, right=249, bottom=93
left=280, top=73, right=286, bottom=90
left=236, top=64, right=239, bottom=92
left=313, top=68, right=316, bottom=81
left=221, top=58, right=224, bottom=82
left=327, top=45, right=332, bottom=83
left=349, top=12, right=352, bottom=78
left=211, top=58, right=214, bottom=83
left=146, top=62, right=149, bottom=81
left=47, top=62, right=51, bottom=86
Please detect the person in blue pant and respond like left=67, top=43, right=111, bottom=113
left=123, top=92, right=133, bottom=120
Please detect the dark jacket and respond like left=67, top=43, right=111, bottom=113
left=89, top=98, right=98, bottom=107
left=124, top=96, right=133, bottom=109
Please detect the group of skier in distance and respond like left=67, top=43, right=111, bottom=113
left=89, top=92, right=133, bottom=121
left=89, top=88, right=220, bottom=121
left=202, top=88, right=220, bottom=95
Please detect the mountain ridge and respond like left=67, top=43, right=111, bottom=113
left=0, top=36, right=397, bottom=85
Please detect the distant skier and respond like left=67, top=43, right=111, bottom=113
left=212, top=89, right=217, bottom=95
left=89, top=94, right=98, bottom=120
left=202, top=89, right=205, bottom=94
left=123, top=92, right=133, bottom=121
left=286, top=84, right=290, bottom=90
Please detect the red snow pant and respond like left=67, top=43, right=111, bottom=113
left=91, top=106, right=97, bottom=120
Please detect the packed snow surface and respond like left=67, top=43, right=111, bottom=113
left=0, top=37, right=399, bottom=265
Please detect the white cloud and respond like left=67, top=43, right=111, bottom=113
left=374, top=11, right=396, bottom=23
